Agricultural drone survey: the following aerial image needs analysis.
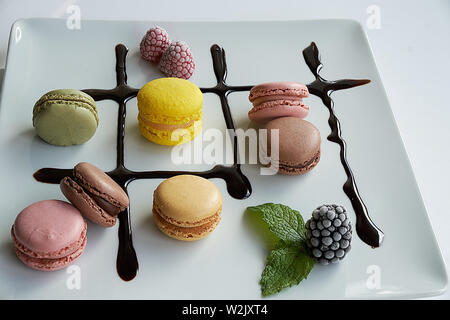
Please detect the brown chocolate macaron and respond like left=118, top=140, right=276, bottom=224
left=262, top=117, right=321, bottom=175
left=60, top=162, right=129, bottom=227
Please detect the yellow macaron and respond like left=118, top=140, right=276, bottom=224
left=152, top=175, right=222, bottom=241
left=137, top=77, right=203, bottom=145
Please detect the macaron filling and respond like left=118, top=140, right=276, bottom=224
left=277, top=150, right=321, bottom=174
left=138, top=114, right=195, bottom=131
left=251, top=95, right=306, bottom=107
left=82, top=186, right=123, bottom=215
left=249, top=99, right=309, bottom=113
left=153, top=208, right=221, bottom=240
left=32, top=94, right=99, bottom=126
left=138, top=116, right=202, bottom=146
left=14, top=235, right=87, bottom=271
left=61, top=177, right=119, bottom=224
left=153, top=201, right=221, bottom=228
left=11, top=223, right=87, bottom=259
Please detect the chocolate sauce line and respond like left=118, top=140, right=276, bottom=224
left=86, top=44, right=139, bottom=282
left=303, top=42, right=384, bottom=248
left=33, top=43, right=252, bottom=281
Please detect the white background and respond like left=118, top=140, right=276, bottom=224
left=0, top=0, right=449, bottom=299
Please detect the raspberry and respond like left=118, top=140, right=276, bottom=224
left=305, top=204, right=352, bottom=265
left=159, top=41, right=195, bottom=80
left=140, top=26, right=171, bottom=63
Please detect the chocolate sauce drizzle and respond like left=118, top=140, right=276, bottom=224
left=33, top=44, right=252, bottom=281
left=303, top=42, right=384, bottom=248
left=33, top=41, right=384, bottom=281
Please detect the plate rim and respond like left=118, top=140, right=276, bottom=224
left=0, top=17, right=448, bottom=299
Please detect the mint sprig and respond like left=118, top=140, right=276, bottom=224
left=246, top=203, right=315, bottom=296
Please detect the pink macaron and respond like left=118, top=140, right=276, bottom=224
left=11, top=200, right=87, bottom=271
left=248, top=82, right=310, bottom=123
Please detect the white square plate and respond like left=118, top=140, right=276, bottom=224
left=0, top=18, right=447, bottom=299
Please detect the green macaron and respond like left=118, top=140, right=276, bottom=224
left=32, top=89, right=98, bottom=146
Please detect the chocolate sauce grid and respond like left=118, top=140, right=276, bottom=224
left=33, top=42, right=383, bottom=281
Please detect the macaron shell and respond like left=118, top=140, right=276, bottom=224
left=263, top=117, right=321, bottom=175
left=60, top=177, right=117, bottom=227
left=249, top=82, right=309, bottom=102
left=153, top=209, right=221, bottom=241
left=74, top=162, right=129, bottom=212
left=153, top=175, right=223, bottom=227
left=33, top=105, right=98, bottom=146
left=137, top=78, right=203, bottom=119
left=266, top=117, right=321, bottom=163
left=12, top=200, right=86, bottom=255
left=33, top=89, right=98, bottom=146
left=33, top=89, right=97, bottom=121
left=11, top=223, right=87, bottom=260
left=14, top=236, right=86, bottom=271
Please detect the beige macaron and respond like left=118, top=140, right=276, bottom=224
left=153, top=175, right=222, bottom=241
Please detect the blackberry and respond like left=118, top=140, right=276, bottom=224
left=305, top=204, right=352, bottom=265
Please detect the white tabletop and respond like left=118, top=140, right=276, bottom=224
left=1, top=0, right=449, bottom=300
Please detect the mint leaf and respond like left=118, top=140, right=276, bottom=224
left=246, top=203, right=315, bottom=296
left=245, top=207, right=279, bottom=249
left=260, top=242, right=315, bottom=297
left=247, top=203, right=306, bottom=246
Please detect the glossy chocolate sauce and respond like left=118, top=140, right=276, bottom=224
left=303, top=42, right=384, bottom=248
left=33, top=41, right=383, bottom=281
left=33, top=44, right=252, bottom=281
